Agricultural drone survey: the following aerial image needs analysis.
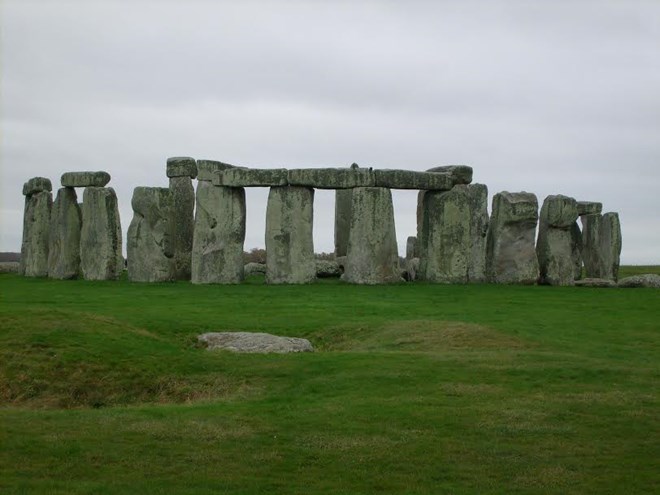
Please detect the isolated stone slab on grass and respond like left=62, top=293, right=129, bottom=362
left=199, top=332, right=314, bottom=353
left=61, top=171, right=111, bottom=188
left=214, top=168, right=288, bottom=187
left=574, top=278, right=617, bottom=288
left=617, top=274, right=660, bottom=288
left=316, top=259, right=341, bottom=278
left=166, top=157, right=197, bottom=178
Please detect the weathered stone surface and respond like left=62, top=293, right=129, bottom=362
left=288, top=167, right=375, bottom=189
left=48, top=188, right=81, bottom=279
left=467, top=183, right=489, bottom=283
left=486, top=191, right=539, bottom=284
left=80, top=187, right=123, bottom=280
left=166, top=157, right=197, bottom=178
left=418, top=185, right=471, bottom=283
left=265, top=186, right=316, bottom=284
left=427, top=165, right=473, bottom=185
left=61, top=171, right=110, bottom=188
left=199, top=332, right=314, bottom=353
left=169, top=176, right=195, bottom=280
left=574, top=278, right=617, bottom=288
left=618, top=274, right=660, bottom=288
left=581, top=212, right=622, bottom=281
left=191, top=182, right=246, bottom=284
left=401, top=257, right=420, bottom=282
left=127, top=187, right=175, bottom=282
left=577, top=201, right=602, bottom=216
left=20, top=190, right=52, bottom=277
left=244, top=262, right=267, bottom=276
left=570, top=222, right=583, bottom=281
left=374, top=169, right=453, bottom=190
left=196, top=159, right=236, bottom=182
left=0, top=262, right=19, bottom=274
left=334, top=188, right=353, bottom=257
left=406, top=236, right=417, bottom=259
left=343, top=187, right=400, bottom=284
left=214, top=168, right=288, bottom=187
left=22, top=177, right=52, bottom=196
left=536, top=195, right=579, bottom=286
left=316, top=260, right=341, bottom=278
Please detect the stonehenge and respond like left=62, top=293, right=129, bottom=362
left=18, top=158, right=623, bottom=286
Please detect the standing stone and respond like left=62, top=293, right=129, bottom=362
left=486, top=191, right=539, bottom=284
left=265, top=186, right=316, bottom=284
left=334, top=189, right=353, bottom=257
left=191, top=181, right=246, bottom=284
left=406, top=236, right=417, bottom=259
left=80, top=187, right=123, bottom=281
left=467, top=183, right=489, bottom=283
left=127, top=187, right=175, bottom=282
left=582, top=212, right=622, bottom=281
left=20, top=178, right=53, bottom=277
left=343, top=187, right=400, bottom=284
left=418, top=185, right=471, bottom=283
left=536, top=195, right=579, bottom=286
left=48, top=187, right=82, bottom=279
left=167, top=157, right=197, bottom=280
left=570, top=222, right=583, bottom=280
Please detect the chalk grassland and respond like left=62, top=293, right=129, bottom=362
left=0, top=273, right=658, bottom=494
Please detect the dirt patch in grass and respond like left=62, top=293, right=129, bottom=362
left=316, top=320, right=530, bottom=352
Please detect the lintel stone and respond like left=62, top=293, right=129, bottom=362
left=196, top=159, right=236, bottom=182
left=427, top=165, right=473, bottom=185
left=23, top=177, right=52, bottom=196
left=288, top=167, right=375, bottom=189
left=166, top=157, right=198, bottom=178
left=374, top=169, right=453, bottom=190
left=577, top=201, right=603, bottom=216
left=61, top=171, right=110, bottom=188
left=214, top=168, right=288, bottom=187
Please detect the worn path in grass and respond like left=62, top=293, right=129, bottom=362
left=0, top=274, right=658, bottom=494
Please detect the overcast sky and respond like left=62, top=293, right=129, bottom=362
left=2, top=0, right=659, bottom=263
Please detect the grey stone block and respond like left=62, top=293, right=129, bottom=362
left=467, top=183, right=489, bottom=283
left=334, top=189, right=353, bottom=257
left=61, top=171, right=110, bottom=188
left=169, top=176, right=195, bottom=280
left=48, top=187, right=82, bottom=279
left=288, top=167, right=375, bottom=189
left=536, top=195, right=579, bottom=286
left=166, top=157, right=197, bottom=178
left=23, top=177, right=52, bottom=196
left=426, top=165, right=473, bottom=185
left=577, top=201, right=602, bottom=216
left=20, top=190, right=52, bottom=277
left=581, top=212, right=621, bottom=281
left=214, top=168, right=288, bottom=187
left=80, top=187, right=123, bottom=280
left=374, top=169, right=453, bottom=190
left=196, top=159, right=236, bottom=182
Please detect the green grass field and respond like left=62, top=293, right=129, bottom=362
left=1, top=270, right=659, bottom=494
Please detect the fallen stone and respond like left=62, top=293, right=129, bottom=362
left=214, top=167, right=288, bottom=187
left=169, top=175, right=195, bottom=280
left=316, top=259, right=342, bottom=278
left=80, top=187, right=123, bottom=281
left=0, top=262, right=19, bottom=274
left=244, top=262, right=266, bottom=276
left=401, top=257, right=420, bottom=282
left=265, top=186, right=316, bottom=284
left=343, top=187, right=400, bottom=284
left=196, top=159, right=236, bottom=182
left=406, top=236, right=417, bottom=260
left=22, top=177, right=52, bottom=196
left=418, top=185, right=471, bottom=283
left=426, top=165, right=473, bottom=185
left=574, top=278, right=617, bottom=288
left=127, top=187, right=175, bottom=282
left=166, top=157, right=197, bottom=178
left=374, top=169, right=453, bottom=190
left=198, top=332, right=314, bottom=353
left=467, top=183, right=489, bottom=283
left=20, top=190, right=52, bottom=277
left=48, top=187, right=82, bottom=279
left=288, top=167, right=375, bottom=189
left=334, top=188, right=353, bottom=257
left=61, top=171, right=111, bottom=188
left=191, top=182, right=246, bottom=284
left=536, top=195, right=579, bottom=286
left=486, top=191, right=539, bottom=284
left=617, top=274, right=660, bottom=288
left=577, top=201, right=602, bottom=216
